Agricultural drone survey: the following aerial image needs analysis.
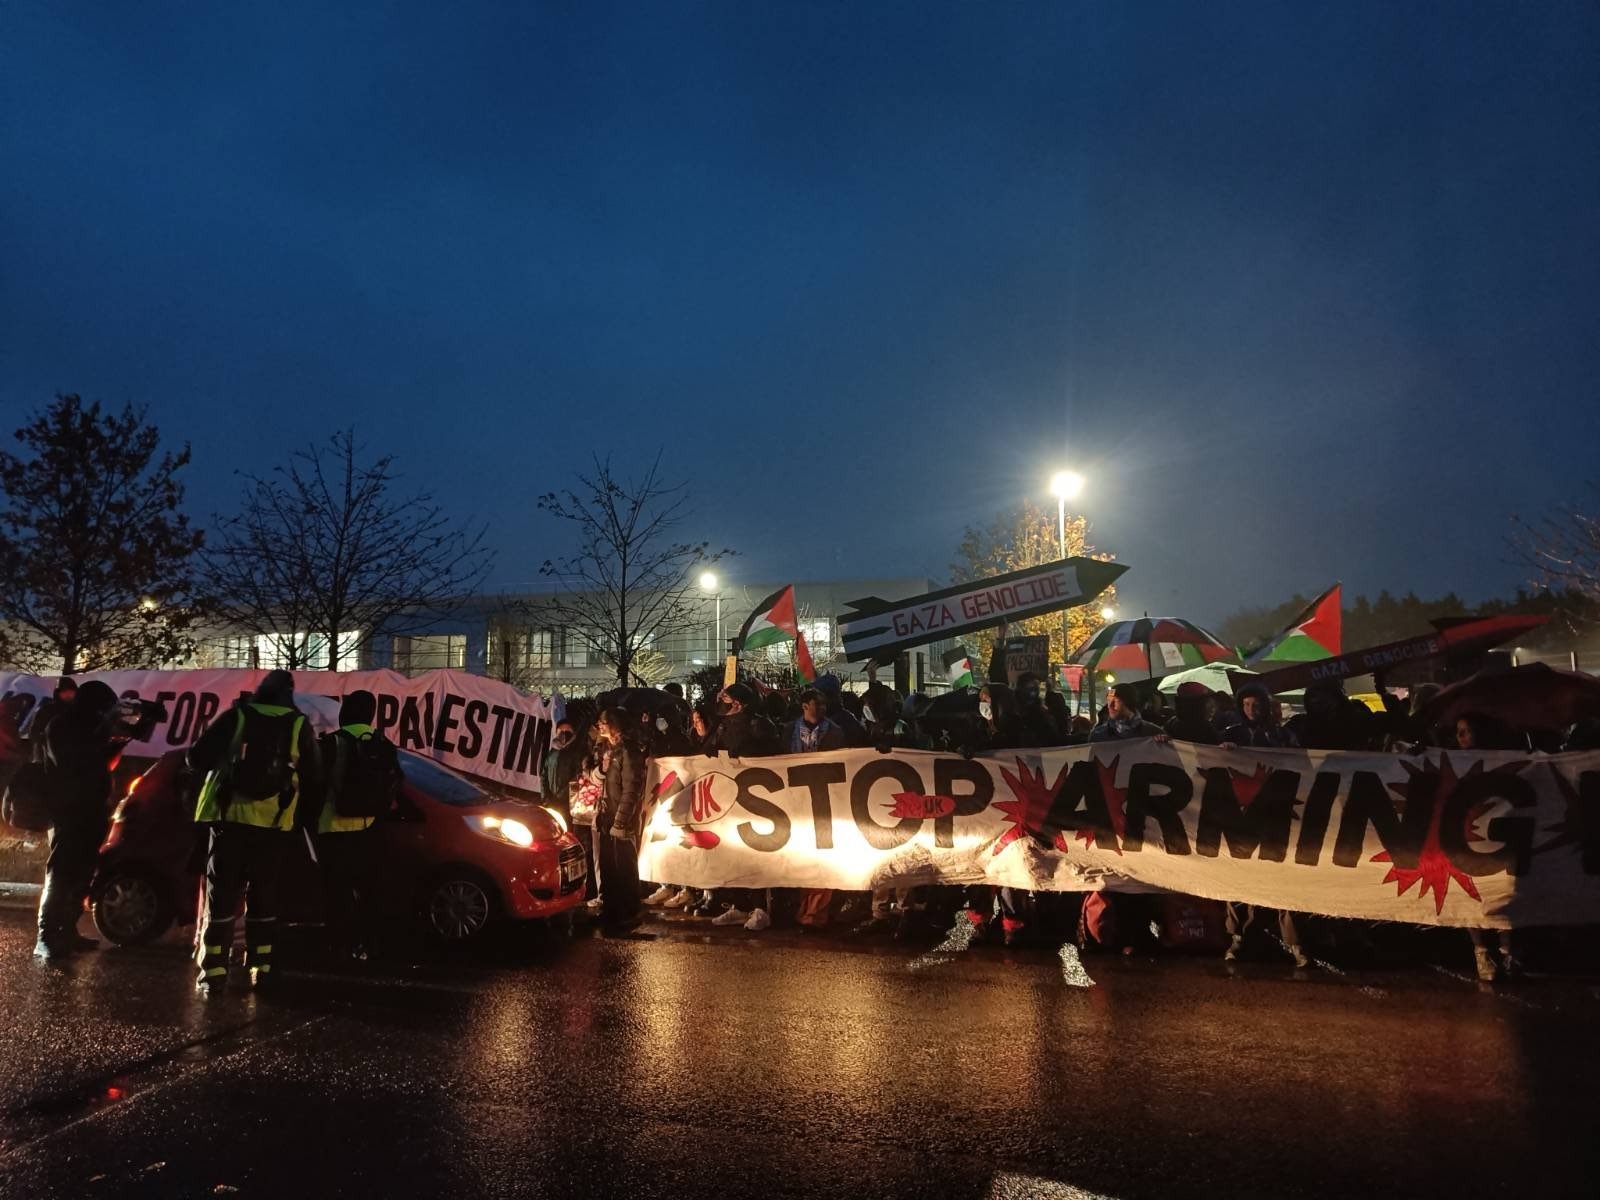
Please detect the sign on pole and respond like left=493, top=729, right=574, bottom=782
left=838, top=557, right=1126, bottom=663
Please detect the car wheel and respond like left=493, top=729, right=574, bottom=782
left=425, top=875, right=495, bottom=942
left=92, top=871, right=172, bottom=945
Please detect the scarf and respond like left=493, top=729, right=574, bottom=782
left=791, top=717, right=833, bottom=754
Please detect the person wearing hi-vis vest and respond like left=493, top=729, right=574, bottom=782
left=312, top=690, right=402, bottom=962
left=187, top=670, right=321, bottom=995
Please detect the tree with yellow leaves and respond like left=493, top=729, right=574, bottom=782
left=950, top=501, right=1117, bottom=675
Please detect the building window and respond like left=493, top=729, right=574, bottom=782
left=562, top=629, right=589, bottom=668
left=800, top=618, right=832, bottom=660
left=487, top=627, right=555, bottom=673
left=393, top=633, right=466, bottom=673
left=255, top=631, right=361, bottom=670
left=209, top=635, right=255, bottom=668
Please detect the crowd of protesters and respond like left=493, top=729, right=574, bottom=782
left=549, top=645, right=1600, bottom=983
left=7, top=652, right=1600, bottom=985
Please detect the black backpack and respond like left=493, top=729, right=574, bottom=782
left=1, top=760, right=51, bottom=832
left=326, top=730, right=400, bottom=818
left=223, top=707, right=302, bottom=805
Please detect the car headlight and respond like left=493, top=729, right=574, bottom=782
left=464, top=814, right=535, bottom=848
left=541, top=805, right=568, bottom=834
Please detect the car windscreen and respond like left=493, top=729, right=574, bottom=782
left=398, top=751, right=491, bottom=807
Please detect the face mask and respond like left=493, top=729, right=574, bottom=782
left=656, top=717, right=669, bottom=732
left=553, top=731, right=574, bottom=749
left=978, top=701, right=992, bottom=721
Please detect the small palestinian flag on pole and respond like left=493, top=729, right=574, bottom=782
left=1244, top=583, right=1342, bottom=666
left=943, top=648, right=975, bottom=688
left=734, top=584, right=816, bottom=682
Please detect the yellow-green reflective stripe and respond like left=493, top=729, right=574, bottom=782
left=254, top=944, right=273, bottom=954
left=253, top=964, right=271, bottom=974
left=203, top=966, right=227, bottom=978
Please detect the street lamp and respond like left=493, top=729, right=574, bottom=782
left=1048, top=470, right=1085, bottom=558
left=699, top=572, right=721, bottom=657
left=1100, top=606, right=1115, bottom=622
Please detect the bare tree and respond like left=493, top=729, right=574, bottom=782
left=204, top=430, right=494, bottom=669
left=0, top=395, right=204, bottom=673
left=535, top=455, right=729, bottom=687
left=1513, top=487, right=1600, bottom=608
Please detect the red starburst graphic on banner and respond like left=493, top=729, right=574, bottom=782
left=651, top=770, right=681, bottom=800
left=1084, top=755, right=1129, bottom=855
left=994, top=757, right=1070, bottom=855
left=1228, top=763, right=1273, bottom=809
left=1370, top=755, right=1517, bottom=914
left=887, top=792, right=957, bottom=819
left=680, top=829, right=721, bottom=849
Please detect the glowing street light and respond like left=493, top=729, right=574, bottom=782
left=1049, top=470, right=1085, bottom=502
left=1100, top=606, right=1115, bottom=622
left=699, top=572, right=722, bottom=656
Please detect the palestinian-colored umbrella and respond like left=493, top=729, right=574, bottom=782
left=1074, top=617, right=1234, bottom=680
left=1158, top=661, right=1253, bottom=695
left=1417, top=662, right=1600, bottom=733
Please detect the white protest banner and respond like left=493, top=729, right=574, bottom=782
left=638, top=742, right=1600, bottom=928
left=0, top=668, right=560, bottom=793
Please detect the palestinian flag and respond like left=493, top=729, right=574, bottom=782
left=735, top=584, right=816, bottom=682
left=1245, top=584, right=1342, bottom=666
left=943, top=648, right=975, bottom=688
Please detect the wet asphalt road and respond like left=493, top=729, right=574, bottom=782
left=1, top=906, right=1598, bottom=1200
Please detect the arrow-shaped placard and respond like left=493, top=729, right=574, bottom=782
left=837, top=557, right=1127, bottom=663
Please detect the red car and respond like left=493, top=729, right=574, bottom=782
left=91, top=748, right=586, bottom=945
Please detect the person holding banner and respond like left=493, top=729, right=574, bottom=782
left=32, top=681, right=120, bottom=961
left=1454, top=712, right=1524, bottom=981
left=594, top=707, right=647, bottom=935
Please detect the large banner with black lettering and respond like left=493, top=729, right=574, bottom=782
left=637, top=742, right=1600, bottom=928
left=0, top=668, right=559, bottom=793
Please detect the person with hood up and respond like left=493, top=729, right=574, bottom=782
left=714, top=684, right=778, bottom=758
left=188, top=670, right=320, bottom=994
left=1214, top=683, right=1308, bottom=966
left=1011, top=674, right=1065, bottom=747
left=1222, top=685, right=1298, bottom=748
left=1163, top=682, right=1222, bottom=745
left=33, top=680, right=121, bottom=960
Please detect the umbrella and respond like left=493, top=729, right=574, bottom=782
left=1158, top=661, right=1254, bottom=695
left=1074, top=617, right=1234, bottom=681
left=1417, top=662, right=1600, bottom=733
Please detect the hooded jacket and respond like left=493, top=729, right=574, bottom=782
left=42, top=681, right=120, bottom=832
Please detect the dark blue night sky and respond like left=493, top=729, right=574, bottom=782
left=3, top=2, right=1596, bottom=624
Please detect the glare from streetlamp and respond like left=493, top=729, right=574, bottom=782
left=1099, top=606, right=1115, bottom=621
left=698, top=571, right=719, bottom=592
left=1049, top=470, right=1084, bottom=501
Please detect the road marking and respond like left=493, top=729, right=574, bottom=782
left=907, top=916, right=979, bottom=972
left=1058, top=943, right=1096, bottom=988
left=987, top=1171, right=1120, bottom=1199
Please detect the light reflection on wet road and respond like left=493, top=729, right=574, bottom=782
left=0, top=909, right=1595, bottom=1199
